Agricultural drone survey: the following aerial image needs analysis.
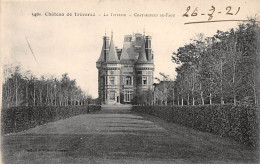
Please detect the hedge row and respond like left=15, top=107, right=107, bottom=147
left=132, top=105, right=259, bottom=147
left=1, top=105, right=101, bottom=134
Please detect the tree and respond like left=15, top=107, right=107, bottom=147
left=2, top=65, right=92, bottom=108
left=171, top=21, right=259, bottom=106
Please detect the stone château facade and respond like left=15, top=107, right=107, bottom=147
left=96, top=33, right=155, bottom=104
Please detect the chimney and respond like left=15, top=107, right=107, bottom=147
left=103, top=35, right=110, bottom=62
left=145, top=36, right=152, bottom=62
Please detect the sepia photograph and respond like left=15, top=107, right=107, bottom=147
left=0, top=0, right=260, bottom=164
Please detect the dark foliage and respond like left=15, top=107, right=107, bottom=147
left=1, top=105, right=101, bottom=134
left=133, top=105, right=259, bottom=147
left=171, top=21, right=260, bottom=106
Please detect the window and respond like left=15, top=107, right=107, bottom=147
left=137, top=71, right=142, bottom=74
left=109, top=77, right=115, bottom=85
left=109, top=91, right=115, bottom=101
left=124, top=90, right=133, bottom=102
left=125, top=76, right=132, bottom=85
left=142, top=77, right=147, bottom=85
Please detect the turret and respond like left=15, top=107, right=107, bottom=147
left=106, top=32, right=119, bottom=63
left=96, top=35, right=110, bottom=65
left=135, top=36, right=154, bottom=92
left=136, top=37, right=147, bottom=64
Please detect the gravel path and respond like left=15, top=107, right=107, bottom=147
left=1, top=105, right=259, bottom=163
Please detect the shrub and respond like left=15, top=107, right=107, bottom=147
left=132, top=104, right=259, bottom=147
left=1, top=105, right=101, bottom=134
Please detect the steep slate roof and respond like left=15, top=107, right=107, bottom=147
left=107, top=37, right=119, bottom=62
left=96, top=43, right=105, bottom=63
left=136, top=37, right=147, bottom=63
left=97, top=34, right=153, bottom=64
left=146, top=51, right=154, bottom=64
left=120, top=41, right=136, bottom=64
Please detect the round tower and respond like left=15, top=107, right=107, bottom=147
left=102, top=32, right=121, bottom=104
left=135, top=36, right=154, bottom=94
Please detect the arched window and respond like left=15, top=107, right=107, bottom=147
left=125, top=76, right=132, bottom=85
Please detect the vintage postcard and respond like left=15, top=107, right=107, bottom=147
left=0, top=0, right=260, bottom=164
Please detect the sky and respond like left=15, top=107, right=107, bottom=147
left=1, top=0, right=260, bottom=98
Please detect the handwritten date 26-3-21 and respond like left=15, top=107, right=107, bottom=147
left=183, top=6, right=240, bottom=21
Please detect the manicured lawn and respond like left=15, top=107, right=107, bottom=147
left=1, top=106, right=259, bottom=163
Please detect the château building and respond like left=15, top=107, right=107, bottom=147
left=96, top=32, right=155, bottom=104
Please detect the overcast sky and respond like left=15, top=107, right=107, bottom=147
left=1, top=0, right=260, bottom=98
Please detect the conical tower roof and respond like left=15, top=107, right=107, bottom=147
left=136, top=37, right=147, bottom=64
left=96, top=43, right=104, bottom=63
left=107, top=34, right=119, bottom=63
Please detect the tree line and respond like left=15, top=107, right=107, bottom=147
left=2, top=64, right=93, bottom=109
left=172, top=21, right=260, bottom=106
